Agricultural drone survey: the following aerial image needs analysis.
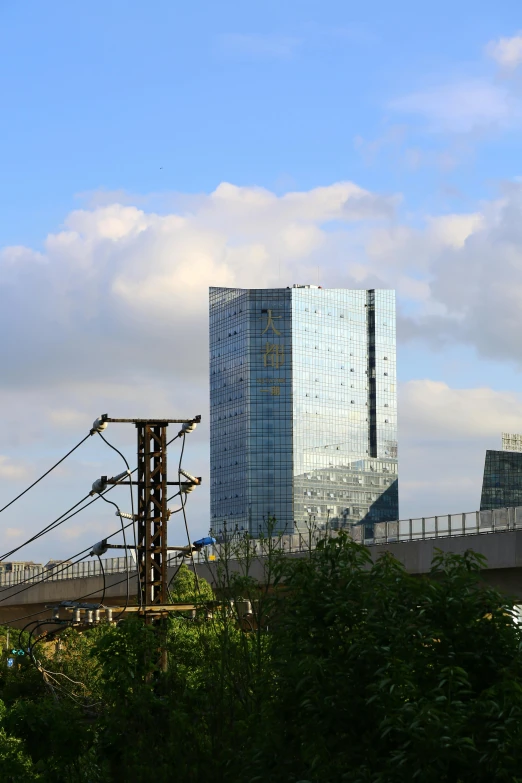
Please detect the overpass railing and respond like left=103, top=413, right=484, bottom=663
left=0, top=552, right=202, bottom=588
left=351, top=506, right=522, bottom=545
left=3, top=506, right=522, bottom=587
left=213, top=507, right=522, bottom=555
left=0, top=556, right=133, bottom=588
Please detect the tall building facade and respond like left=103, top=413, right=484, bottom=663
left=209, top=286, right=398, bottom=537
left=480, top=433, right=522, bottom=510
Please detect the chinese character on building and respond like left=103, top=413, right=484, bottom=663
left=263, top=343, right=284, bottom=369
left=262, top=310, right=282, bottom=336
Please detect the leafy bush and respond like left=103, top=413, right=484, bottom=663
left=2, top=536, right=522, bottom=782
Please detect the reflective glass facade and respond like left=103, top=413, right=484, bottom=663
left=210, top=286, right=398, bottom=537
left=480, top=450, right=522, bottom=510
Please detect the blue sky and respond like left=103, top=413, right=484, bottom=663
left=2, top=0, right=520, bottom=243
left=2, top=1, right=522, bottom=560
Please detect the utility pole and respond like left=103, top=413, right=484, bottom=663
left=136, top=421, right=168, bottom=608
left=100, top=414, right=201, bottom=671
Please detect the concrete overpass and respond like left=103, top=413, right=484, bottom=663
left=2, top=506, right=522, bottom=629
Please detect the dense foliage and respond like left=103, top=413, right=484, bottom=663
left=1, top=537, right=522, bottom=781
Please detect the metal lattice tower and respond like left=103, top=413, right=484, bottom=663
left=136, top=422, right=169, bottom=608
left=102, top=415, right=201, bottom=615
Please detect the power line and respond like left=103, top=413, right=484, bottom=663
left=0, top=550, right=92, bottom=605
left=0, top=493, right=92, bottom=563
left=0, top=417, right=200, bottom=673
left=0, top=432, right=92, bottom=517
left=0, top=470, right=134, bottom=563
left=98, top=494, right=130, bottom=620
left=178, top=434, right=201, bottom=597
left=97, top=431, right=141, bottom=608
left=0, top=606, right=52, bottom=629
left=0, top=432, right=179, bottom=565
left=0, top=518, right=136, bottom=603
left=96, top=554, right=106, bottom=606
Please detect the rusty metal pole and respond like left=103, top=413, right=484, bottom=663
left=136, top=422, right=169, bottom=671
left=136, top=422, right=169, bottom=608
left=102, top=414, right=200, bottom=674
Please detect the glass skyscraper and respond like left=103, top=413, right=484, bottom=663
left=480, top=435, right=522, bottom=510
left=209, top=286, right=398, bottom=537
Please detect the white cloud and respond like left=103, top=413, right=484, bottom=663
left=390, top=79, right=515, bottom=133
left=0, top=180, right=400, bottom=559
left=398, top=381, right=522, bottom=517
left=0, top=456, right=30, bottom=481
left=400, top=380, right=522, bottom=439
left=0, top=180, right=398, bottom=396
left=425, top=213, right=483, bottom=248
left=486, top=32, right=522, bottom=69
left=4, top=178, right=522, bottom=392
left=4, top=179, right=522, bottom=549
left=397, top=188, right=522, bottom=365
left=5, top=528, right=23, bottom=540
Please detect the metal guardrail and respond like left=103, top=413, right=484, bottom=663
left=356, top=506, right=522, bottom=546
left=214, top=506, right=522, bottom=554
left=0, top=556, right=132, bottom=588
left=0, top=553, right=194, bottom=588
left=2, top=506, right=521, bottom=587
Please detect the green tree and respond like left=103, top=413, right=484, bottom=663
left=3, top=536, right=522, bottom=783
left=169, top=562, right=214, bottom=603
left=0, top=700, right=38, bottom=782
left=244, top=534, right=522, bottom=783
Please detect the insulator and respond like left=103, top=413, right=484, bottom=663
left=105, top=608, right=113, bottom=623
left=90, top=539, right=108, bottom=557
left=91, top=476, right=107, bottom=495
left=116, top=511, right=135, bottom=520
left=179, top=468, right=200, bottom=485
left=236, top=600, right=252, bottom=618
left=86, top=610, right=93, bottom=624
left=182, top=483, right=196, bottom=494
left=73, top=608, right=81, bottom=623
left=94, top=610, right=100, bottom=623
left=178, top=421, right=197, bottom=437
left=111, top=470, right=130, bottom=484
left=91, top=415, right=108, bottom=434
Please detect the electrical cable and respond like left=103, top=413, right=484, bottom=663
left=96, top=554, right=106, bottom=606
left=0, top=551, right=92, bottom=605
left=0, top=519, right=138, bottom=629
left=178, top=434, right=201, bottom=598
left=71, top=571, right=136, bottom=604
left=166, top=559, right=185, bottom=603
left=0, top=552, right=92, bottom=601
left=18, top=617, right=40, bottom=654
left=0, top=433, right=92, bottom=518
left=46, top=514, right=137, bottom=610
left=1, top=433, right=180, bottom=567
left=2, top=606, right=52, bottom=629
left=0, top=466, right=136, bottom=564
left=2, top=428, right=191, bottom=631
left=0, top=515, right=137, bottom=605
left=98, top=495, right=129, bottom=620
left=97, top=432, right=141, bottom=608
left=0, top=430, right=181, bottom=565
left=0, top=493, right=92, bottom=563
